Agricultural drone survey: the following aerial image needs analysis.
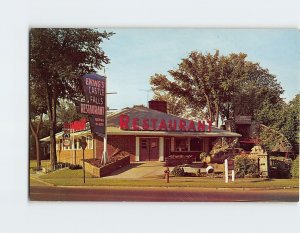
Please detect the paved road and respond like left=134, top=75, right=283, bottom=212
left=29, top=186, right=299, bottom=202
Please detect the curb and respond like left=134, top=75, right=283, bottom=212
left=53, top=185, right=299, bottom=191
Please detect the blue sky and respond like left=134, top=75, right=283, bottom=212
left=98, top=28, right=299, bottom=110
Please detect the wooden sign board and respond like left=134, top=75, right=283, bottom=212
left=228, top=159, right=235, bottom=170
left=235, top=115, right=252, bottom=124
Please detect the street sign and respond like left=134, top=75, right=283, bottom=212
left=63, top=132, right=71, bottom=146
left=235, top=115, right=252, bottom=124
left=80, top=137, right=87, bottom=150
left=228, top=159, right=235, bottom=170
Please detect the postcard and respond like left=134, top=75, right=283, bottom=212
left=29, top=28, right=299, bottom=202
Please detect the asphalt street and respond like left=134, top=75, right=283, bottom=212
left=29, top=186, right=299, bottom=202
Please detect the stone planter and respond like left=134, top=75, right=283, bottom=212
left=85, top=156, right=130, bottom=178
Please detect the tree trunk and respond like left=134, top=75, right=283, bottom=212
left=214, top=101, right=219, bottom=127
left=29, top=115, right=42, bottom=170
left=46, top=85, right=57, bottom=170
left=35, top=136, right=41, bottom=170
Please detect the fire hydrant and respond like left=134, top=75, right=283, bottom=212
left=164, top=167, right=170, bottom=183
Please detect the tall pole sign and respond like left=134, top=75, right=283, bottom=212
left=81, top=73, right=106, bottom=137
left=80, top=73, right=107, bottom=164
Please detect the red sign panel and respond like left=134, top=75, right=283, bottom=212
left=63, top=118, right=86, bottom=132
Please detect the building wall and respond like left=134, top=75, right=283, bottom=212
left=57, top=135, right=217, bottom=164
left=95, top=135, right=136, bottom=162
left=57, top=149, right=94, bottom=165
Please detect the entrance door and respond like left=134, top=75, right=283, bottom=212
left=140, top=138, right=159, bottom=161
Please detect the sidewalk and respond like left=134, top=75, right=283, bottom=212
left=102, top=161, right=165, bottom=179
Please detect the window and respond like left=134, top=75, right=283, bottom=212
left=86, top=136, right=93, bottom=149
left=175, top=138, right=188, bottom=152
left=190, top=138, right=203, bottom=151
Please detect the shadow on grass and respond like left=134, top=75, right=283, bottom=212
left=250, top=178, right=273, bottom=182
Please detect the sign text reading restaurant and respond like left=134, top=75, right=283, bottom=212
left=119, top=115, right=212, bottom=132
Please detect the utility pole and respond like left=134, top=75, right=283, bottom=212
left=101, top=78, right=117, bottom=165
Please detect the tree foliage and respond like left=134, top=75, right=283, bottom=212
left=29, top=28, right=113, bottom=169
left=29, top=78, right=48, bottom=170
left=152, top=91, right=193, bottom=118
left=150, top=50, right=283, bottom=126
left=57, top=99, right=83, bottom=127
left=256, top=93, right=300, bottom=149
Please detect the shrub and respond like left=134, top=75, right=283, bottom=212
left=234, top=155, right=259, bottom=178
left=269, top=159, right=291, bottom=178
left=171, top=166, right=185, bottom=177
left=199, top=152, right=209, bottom=161
left=69, top=164, right=82, bottom=170
left=291, top=157, right=299, bottom=178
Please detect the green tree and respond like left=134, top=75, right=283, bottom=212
left=150, top=50, right=283, bottom=126
left=282, top=94, right=300, bottom=147
left=30, top=28, right=113, bottom=169
left=256, top=93, right=300, bottom=149
left=29, top=82, right=47, bottom=170
left=152, top=91, right=187, bottom=116
left=57, top=99, right=84, bottom=128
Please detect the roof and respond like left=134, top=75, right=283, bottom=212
left=107, top=105, right=241, bottom=136
left=40, top=105, right=241, bottom=141
left=40, top=130, right=92, bottom=142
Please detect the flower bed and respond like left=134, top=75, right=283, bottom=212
left=165, top=155, right=196, bottom=166
left=85, top=152, right=130, bottom=178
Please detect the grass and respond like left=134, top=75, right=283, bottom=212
left=36, top=168, right=299, bottom=189
left=39, top=168, right=93, bottom=179
left=29, top=160, right=51, bottom=174
left=29, top=177, right=49, bottom=186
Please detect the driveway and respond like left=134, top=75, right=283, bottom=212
left=103, top=161, right=165, bottom=179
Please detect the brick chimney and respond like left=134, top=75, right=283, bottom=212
left=148, top=100, right=167, bottom=113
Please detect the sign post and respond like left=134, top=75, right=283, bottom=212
left=80, top=137, right=87, bottom=184
left=225, top=159, right=229, bottom=183
left=102, top=77, right=107, bottom=165
left=228, top=159, right=235, bottom=182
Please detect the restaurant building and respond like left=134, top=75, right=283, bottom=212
left=41, top=101, right=241, bottom=164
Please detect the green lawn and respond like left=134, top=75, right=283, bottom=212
left=30, top=160, right=51, bottom=174
left=39, top=168, right=93, bottom=179
left=30, top=177, right=49, bottom=186
left=36, top=168, right=299, bottom=189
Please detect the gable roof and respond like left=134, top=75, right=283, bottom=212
left=107, top=105, right=241, bottom=137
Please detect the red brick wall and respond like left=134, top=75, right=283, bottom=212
left=94, top=135, right=136, bottom=161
